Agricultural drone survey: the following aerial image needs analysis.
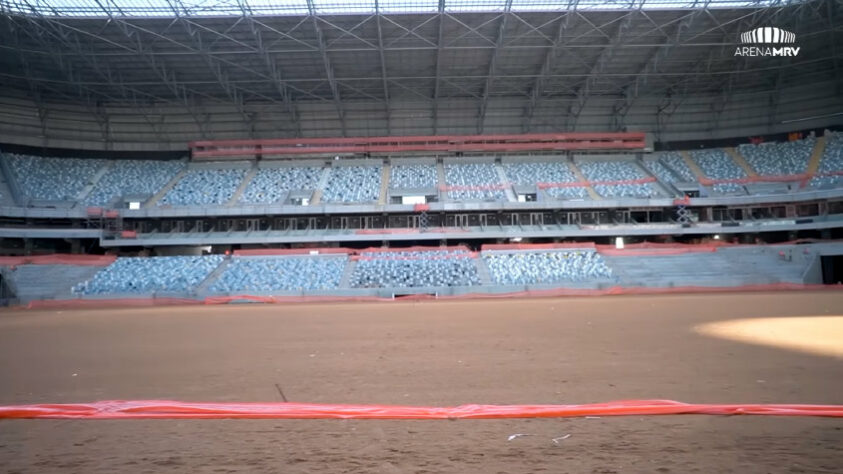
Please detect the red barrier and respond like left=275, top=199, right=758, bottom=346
left=2, top=399, right=841, bottom=420
left=233, top=248, right=351, bottom=256
left=537, top=177, right=656, bottom=189
left=16, top=282, right=843, bottom=311
left=25, top=297, right=201, bottom=310
left=357, top=244, right=472, bottom=254
left=481, top=242, right=597, bottom=251
left=0, top=254, right=116, bottom=266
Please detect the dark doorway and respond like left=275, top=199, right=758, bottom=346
left=820, top=255, right=843, bottom=284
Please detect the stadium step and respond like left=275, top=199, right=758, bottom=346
left=566, top=161, right=601, bottom=200
left=378, top=164, right=390, bottom=205
left=146, top=166, right=189, bottom=208
left=338, top=258, right=357, bottom=289
left=227, top=164, right=258, bottom=206
left=679, top=151, right=707, bottom=181
left=495, top=163, right=518, bottom=202
left=473, top=257, right=493, bottom=286
left=634, top=159, right=676, bottom=197
left=805, top=134, right=828, bottom=176
left=436, top=161, right=446, bottom=201
left=0, top=155, right=18, bottom=207
left=194, top=257, right=230, bottom=295
left=76, top=161, right=114, bottom=202
left=310, top=166, right=332, bottom=205
left=725, top=147, right=758, bottom=177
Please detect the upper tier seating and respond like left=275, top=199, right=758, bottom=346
left=810, top=132, right=843, bottom=188
left=72, top=255, right=223, bottom=295
left=659, top=152, right=697, bottom=181
left=578, top=160, right=645, bottom=182
left=738, top=138, right=815, bottom=176
left=711, top=183, right=746, bottom=194
left=483, top=251, right=613, bottom=285
left=350, top=250, right=481, bottom=288
left=503, top=162, right=578, bottom=185
left=592, top=183, right=659, bottom=198
left=208, top=256, right=346, bottom=293
left=240, top=167, right=322, bottom=204
left=690, top=149, right=747, bottom=180
left=8, top=154, right=106, bottom=201
left=643, top=160, right=680, bottom=183
left=545, top=186, right=590, bottom=199
left=85, top=160, right=186, bottom=206
left=322, top=165, right=382, bottom=203
left=444, top=163, right=505, bottom=201
left=159, top=168, right=247, bottom=206
left=390, top=164, right=438, bottom=188
left=578, top=161, right=657, bottom=198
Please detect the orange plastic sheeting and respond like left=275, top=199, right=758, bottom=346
left=481, top=242, right=597, bottom=251
left=0, top=254, right=116, bottom=266
left=356, top=244, right=472, bottom=255
left=1, top=399, right=841, bottom=420
left=233, top=248, right=351, bottom=257
left=25, top=297, right=201, bottom=310
left=537, top=177, right=656, bottom=189
left=439, top=184, right=508, bottom=192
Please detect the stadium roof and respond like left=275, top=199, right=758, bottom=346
left=0, top=0, right=839, bottom=137
left=0, top=0, right=802, bottom=17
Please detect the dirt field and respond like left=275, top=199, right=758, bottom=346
left=1, top=292, right=842, bottom=473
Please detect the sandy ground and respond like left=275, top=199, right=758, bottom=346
left=0, top=291, right=842, bottom=473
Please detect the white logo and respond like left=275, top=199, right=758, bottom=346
left=735, top=27, right=799, bottom=57
left=741, top=27, right=796, bottom=44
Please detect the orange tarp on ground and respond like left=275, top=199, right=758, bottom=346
left=1, top=399, right=841, bottom=420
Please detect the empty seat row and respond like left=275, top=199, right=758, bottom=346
left=690, top=149, right=746, bottom=180
left=159, top=168, right=247, bottom=206
left=240, top=167, right=323, bottom=204
left=593, top=183, right=659, bottom=198
left=444, top=163, right=505, bottom=201
left=503, top=162, right=579, bottom=185
left=658, top=152, right=697, bottom=181
left=350, top=251, right=480, bottom=288
left=578, top=161, right=645, bottom=182
left=85, top=160, right=186, bottom=206
left=8, top=153, right=106, bottom=201
left=483, top=251, right=613, bottom=285
left=810, top=132, right=843, bottom=188
left=322, top=165, right=382, bottom=203
left=738, top=138, right=815, bottom=176
left=390, top=164, right=438, bottom=189
left=72, top=255, right=224, bottom=295
left=208, top=256, right=346, bottom=293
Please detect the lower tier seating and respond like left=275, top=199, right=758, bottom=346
left=73, top=255, right=224, bottom=295
left=350, top=251, right=481, bottom=288
left=483, top=251, right=613, bottom=285
left=208, top=256, right=346, bottom=293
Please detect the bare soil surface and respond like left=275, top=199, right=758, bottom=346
left=1, top=291, right=842, bottom=473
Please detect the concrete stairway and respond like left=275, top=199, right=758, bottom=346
left=473, top=257, right=493, bottom=285
left=806, top=135, right=828, bottom=176
left=146, top=167, right=188, bottom=207
left=378, top=164, right=391, bottom=205
left=338, top=259, right=357, bottom=288
left=227, top=164, right=258, bottom=205
left=726, top=147, right=758, bottom=177
left=6, top=264, right=104, bottom=302
left=679, top=150, right=707, bottom=181
left=310, top=167, right=332, bottom=205
left=76, top=161, right=114, bottom=202
left=194, top=258, right=230, bottom=295
left=495, top=163, right=518, bottom=202
left=567, top=161, right=601, bottom=200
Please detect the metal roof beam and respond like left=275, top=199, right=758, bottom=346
left=522, top=2, right=578, bottom=133
left=433, top=0, right=445, bottom=135
left=307, top=0, right=346, bottom=137
left=477, top=0, right=513, bottom=134
left=565, top=10, right=636, bottom=131
left=375, top=1, right=391, bottom=135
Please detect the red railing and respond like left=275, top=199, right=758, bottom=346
left=190, top=132, right=647, bottom=159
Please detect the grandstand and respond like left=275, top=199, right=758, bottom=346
left=1, top=0, right=842, bottom=471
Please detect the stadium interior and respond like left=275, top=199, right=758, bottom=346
left=1, top=0, right=843, bottom=471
